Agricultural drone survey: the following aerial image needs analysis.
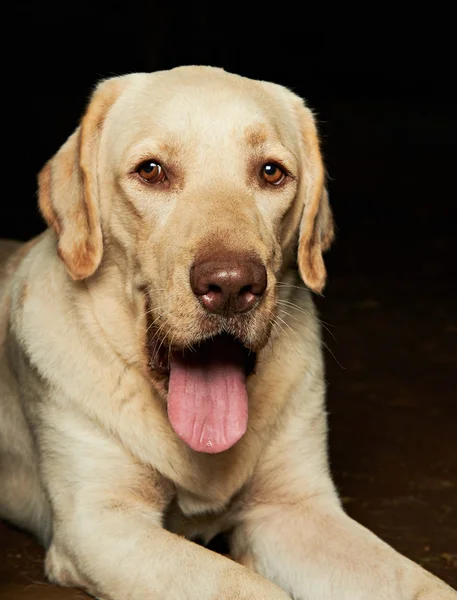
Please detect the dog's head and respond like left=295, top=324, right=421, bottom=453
left=38, top=66, right=334, bottom=453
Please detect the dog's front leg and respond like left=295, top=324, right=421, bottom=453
left=41, top=427, right=289, bottom=600
left=47, top=514, right=291, bottom=600
left=230, top=408, right=456, bottom=599
left=232, top=496, right=456, bottom=600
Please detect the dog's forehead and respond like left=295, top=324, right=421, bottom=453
left=104, top=68, right=299, bottom=156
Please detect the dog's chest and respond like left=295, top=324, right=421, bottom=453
left=151, top=438, right=257, bottom=522
left=168, top=449, right=253, bottom=516
left=165, top=481, right=242, bottom=543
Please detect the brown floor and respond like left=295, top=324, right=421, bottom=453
left=1, top=242, right=456, bottom=598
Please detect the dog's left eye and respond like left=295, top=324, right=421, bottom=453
left=261, top=163, right=287, bottom=186
left=136, top=160, right=166, bottom=184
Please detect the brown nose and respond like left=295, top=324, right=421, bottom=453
left=190, top=253, right=267, bottom=316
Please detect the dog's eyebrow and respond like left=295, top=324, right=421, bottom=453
left=243, top=126, right=299, bottom=174
left=243, top=123, right=298, bottom=163
left=124, top=138, right=183, bottom=168
left=156, top=140, right=182, bottom=157
left=244, top=124, right=270, bottom=148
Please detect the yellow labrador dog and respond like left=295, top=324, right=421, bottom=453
left=0, top=66, right=455, bottom=600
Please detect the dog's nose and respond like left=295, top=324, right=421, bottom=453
left=190, top=254, right=267, bottom=315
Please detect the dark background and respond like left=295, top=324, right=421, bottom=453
left=2, top=3, right=456, bottom=590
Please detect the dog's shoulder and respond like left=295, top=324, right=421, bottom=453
left=0, top=236, right=45, bottom=344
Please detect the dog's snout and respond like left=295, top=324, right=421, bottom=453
left=190, top=253, right=267, bottom=316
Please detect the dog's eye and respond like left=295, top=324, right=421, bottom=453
left=137, top=160, right=166, bottom=184
left=261, top=163, right=286, bottom=186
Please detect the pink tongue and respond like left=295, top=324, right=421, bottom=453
left=167, top=339, right=248, bottom=454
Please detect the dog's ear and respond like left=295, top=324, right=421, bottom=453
left=38, top=77, right=126, bottom=280
left=294, top=103, right=335, bottom=294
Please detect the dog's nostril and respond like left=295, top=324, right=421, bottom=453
left=208, top=284, right=222, bottom=294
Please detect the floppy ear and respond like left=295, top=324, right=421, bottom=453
left=295, top=104, right=335, bottom=294
left=38, top=77, right=125, bottom=280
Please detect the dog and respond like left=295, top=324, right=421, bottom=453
left=0, top=66, right=455, bottom=599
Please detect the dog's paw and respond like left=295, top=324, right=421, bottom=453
left=413, top=585, right=457, bottom=599
left=401, top=565, right=457, bottom=599
left=45, top=543, right=89, bottom=590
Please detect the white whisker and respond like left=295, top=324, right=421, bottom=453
left=273, top=315, right=306, bottom=361
left=277, top=299, right=338, bottom=341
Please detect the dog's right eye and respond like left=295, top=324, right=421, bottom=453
left=136, top=160, right=166, bottom=184
left=261, top=162, right=287, bottom=186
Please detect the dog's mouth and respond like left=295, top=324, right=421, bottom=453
left=148, top=331, right=256, bottom=454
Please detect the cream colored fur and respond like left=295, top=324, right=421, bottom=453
left=0, top=66, right=454, bottom=599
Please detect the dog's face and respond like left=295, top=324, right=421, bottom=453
left=38, top=66, right=333, bottom=454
